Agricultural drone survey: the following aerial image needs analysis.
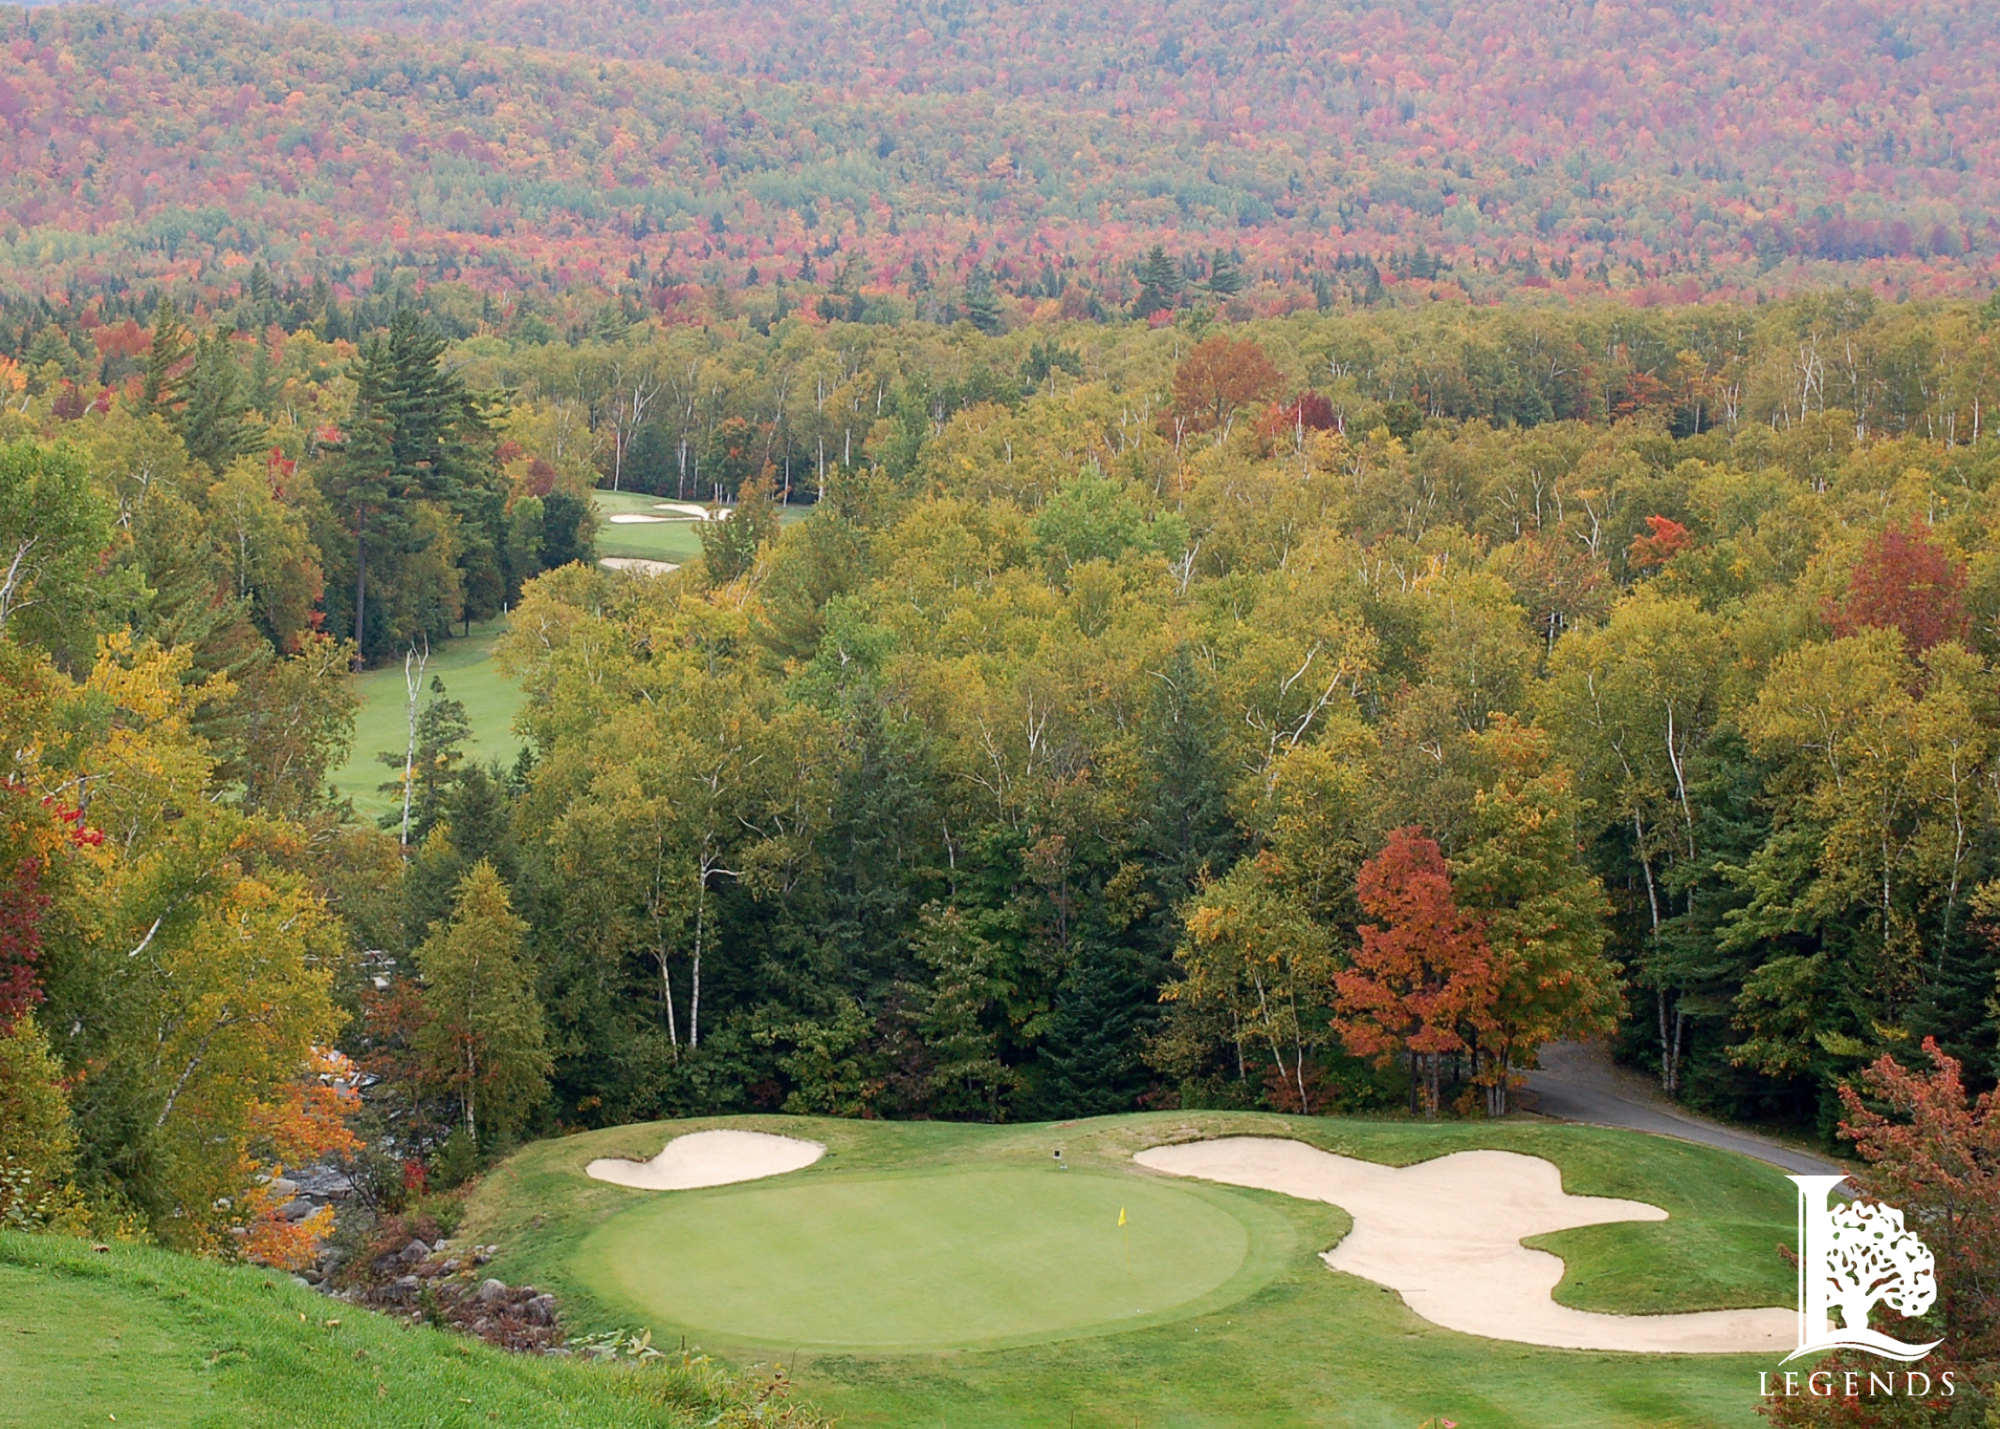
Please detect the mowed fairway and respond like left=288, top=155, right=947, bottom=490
left=465, top=1112, right=1799, bottom=1428
left=579, top=1168, right=1271, bottom=1350
left=329, top=616, right=525, bottom=820
left=592, top=489, right=808, bottom=565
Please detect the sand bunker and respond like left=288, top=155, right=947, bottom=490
left=607, top=512, right=671, bottom=524
left=1136, top=1136, right=1794, bottom=1354
left=598, top=556, right=679, bottom=576
left=586, top=1129, right=824, bottom=1191
left=651, top=502, right=717, bottom=519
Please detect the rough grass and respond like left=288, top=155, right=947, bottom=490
left=0, top=1231, right=822, bottom=1429
left=330, top=617, right=525, bottom=821
left=463, top=1111, right=1797, bottom=1428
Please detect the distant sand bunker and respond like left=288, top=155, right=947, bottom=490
left=598, top=557, right=679, bottom=577
left=651, top=502, right=718, bottom=519
left=586, top=1129, right=824, bottom=1191
left=607, top=513, right=670, bottom=523
left=1136, top=1136, right=1794, bottom=1354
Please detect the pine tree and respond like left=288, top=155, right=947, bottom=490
left=177, top=333, right=266, bottom=473
left=1205, top=247, right=1245, bottom=297
left=963, top=267, right=1003, bottom=334
left=415, top=862, right=549, bottom=1149
left=1134, top=245, right=1182, bottom=317
left=138, top=298, right=191, bottom=417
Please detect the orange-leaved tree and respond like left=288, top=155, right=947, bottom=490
left=1765, top=1039, right=1999, bottom=1427
left=1827, top=521, right=1969, bottom=655
left=1170, top=335, right=1281, bottom=444
left=1334, top=828, right=1498, bottom=1118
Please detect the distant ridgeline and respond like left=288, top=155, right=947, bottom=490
left=0, top=0, right=1995, bottom=314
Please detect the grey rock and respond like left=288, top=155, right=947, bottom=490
left=523, top=1294, right=557, bottom=1327
left=476, top=1278, right=509, bottom=1304
left=399, top=1239, right=430, bottom=1263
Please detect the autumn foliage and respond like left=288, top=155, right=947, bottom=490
left=1627, top=515, right=1693, bottom=570
left=1828, top=522, right=1969, bottom=654
left=1170, top=336, right=1282, bottom=440
left=1765, top=1040, right=1998, bottom=1424
left=1334, top=829, right=1498, bottom=1118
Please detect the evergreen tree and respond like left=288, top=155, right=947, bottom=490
left=963, top=267, right=1003, bottom=334
left=138, top=298, right=191, bottom=417
left=1134, top=245, right=1182, bottom=317
left=538, top=490, right=594, bottom=569
left=414, top=862, right=549, bottom=1149
left=1205, top=247, right=1245, bottom=297
left=177, top=333, right=266, bottom=473
left=378, top=675, right=470, bottom=843
left=319, top=312, right=506, bottom=663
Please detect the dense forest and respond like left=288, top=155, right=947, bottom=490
left=0, top=0, right=1994, bottom=315
left=3, top=2, right=1998, bottom=1421
left=6, top=287, right=2000, bottom=1275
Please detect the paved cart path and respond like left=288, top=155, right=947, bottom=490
left=1522, top=1042, right=1845, bottom=1176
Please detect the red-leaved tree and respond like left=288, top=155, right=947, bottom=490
left=1169, top=335, right=1281, bottom=442
left=1627, top=514, right=1693, bottom=570
left=1764, top=1039, right=1998, bottom=1426
left=1334, top=828, right=1498, bottom=1118
left=1828, top=523, right=1968, bottom=654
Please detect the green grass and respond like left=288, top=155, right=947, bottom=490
left=591, top=489, right=807, bottom=563
left=579, top=1167, right=1282, bottom=1351
left=330, top=617, right=525, bottom=821
left=464, top=1112, right=1798, bottom=1428
left=592, top=489, right=713, bottom=563
left=0, top=1231, right=805, bottom=1429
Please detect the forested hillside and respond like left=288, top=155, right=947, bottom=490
left=3, top=6, right=2000, bottom=1414
left=7, top=289, right=2000, bottom=1271
left=0, top=0, right=1996, bottom=319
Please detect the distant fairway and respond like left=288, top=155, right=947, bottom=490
left=579, top=1167, right=1272, bottom=1350
left=330, top=617, right=525, bottom=821
left=592, top=489, right=808, bottom=566
left=592, top=489, right=711, bottom=563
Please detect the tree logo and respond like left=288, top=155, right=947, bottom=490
left=1785, top=1175, right=1941, bottom=1363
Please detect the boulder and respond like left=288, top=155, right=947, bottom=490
left=476, top=1278, right=509, bottom=1305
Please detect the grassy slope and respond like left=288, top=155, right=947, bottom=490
left=463, top=1112, right=1795, bottom=1429
left=0, top=1232, right=783, bottom=1429
left=329, top=617, right=525, bottom=822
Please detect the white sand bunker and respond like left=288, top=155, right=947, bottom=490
left=651, top=501, right=720, bottom=519
left=607, top=512, right=671, bottom=523
left=1136, top=1137, right=1794, bottom=1354
left=586, top=1129, right=823, bottom=1191
left=598, top=556, right=679, bottom=576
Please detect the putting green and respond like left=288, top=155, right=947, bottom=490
left=577, top=1167, right=1279, bottom=1351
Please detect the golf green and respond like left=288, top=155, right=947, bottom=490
left=577, top=1167, right=1278, bottom=1351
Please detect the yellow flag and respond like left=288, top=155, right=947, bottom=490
left=1118, top=1206, right=1126, bottom=1226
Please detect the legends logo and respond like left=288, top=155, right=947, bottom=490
left=1761, top=1175, right=1951, bottom=1402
